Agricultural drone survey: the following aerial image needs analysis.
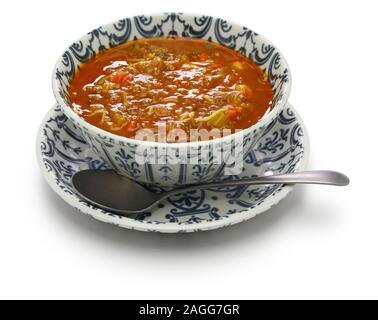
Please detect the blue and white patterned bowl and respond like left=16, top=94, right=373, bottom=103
left=52, top=13, right=291, bottom=188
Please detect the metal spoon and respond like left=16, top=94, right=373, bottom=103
left=71, top=170, right=349, bottom=215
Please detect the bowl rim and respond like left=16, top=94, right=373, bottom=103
left=52, top=12, right=292, bottom=148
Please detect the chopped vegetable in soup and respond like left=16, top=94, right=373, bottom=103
left=68, top=37, right=274, bottom=141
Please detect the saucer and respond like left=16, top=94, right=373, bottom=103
left=36, top=104, right=309, bottom=233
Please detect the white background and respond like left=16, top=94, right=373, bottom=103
left=0, top=0, right=377, bottom=300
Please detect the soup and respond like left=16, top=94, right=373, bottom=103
left=68, top=37, right=274, bottom=142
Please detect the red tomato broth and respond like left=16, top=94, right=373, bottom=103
left=68, top=37, right=274, bottom=142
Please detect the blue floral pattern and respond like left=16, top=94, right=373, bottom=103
left=52, top=13, right=291, bottom=188
left=37, top=104, right=309, bottom=233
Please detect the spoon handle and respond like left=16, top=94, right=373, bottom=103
left=166, top=170, right=349, bottom=196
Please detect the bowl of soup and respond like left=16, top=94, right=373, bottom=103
left=53, top=13, right=291, bottom=188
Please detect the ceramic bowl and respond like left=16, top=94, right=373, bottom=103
left=52, top=13, right=291, bottom=188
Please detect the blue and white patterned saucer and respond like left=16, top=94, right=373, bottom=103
left=37, top=103, right=309, bottom=233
